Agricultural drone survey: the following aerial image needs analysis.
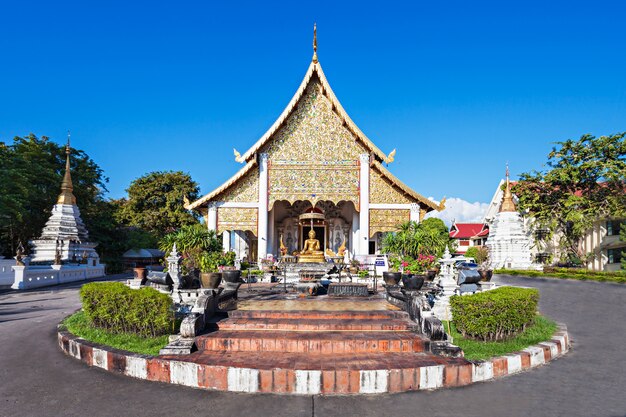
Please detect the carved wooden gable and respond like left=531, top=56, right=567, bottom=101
left=213, top=168, right=259, bottom=203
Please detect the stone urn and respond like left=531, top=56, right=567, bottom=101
left=133, top=267, right=146, bottom=281
left=402, top=274, right=425, bottom=290
left=382, top=272, right=402, bottom=286
left=479, top=270, right=493, bottom=282
left=201, top=272, right=222, bottom=289
left=222, top=269, right=242, bottom=283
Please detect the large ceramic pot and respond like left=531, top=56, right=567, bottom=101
left=426, top=270, right=438, bottom=281
left=133, top=267, right=146, bottom=280
left=402, top=274, right=425, bottom=290
left=201, top=272, right=222, bottom=289
left=478, top=270, right=493, bottom=282
left=222, top=269, right=242, bottom=283
left=382, top=271, right=402, bottom=286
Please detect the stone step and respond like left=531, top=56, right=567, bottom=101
left=228, top=309, right=408, bottom=321
left=211, top=318, right=414, bottom=332
left=178, top=350, right=465, bottom=371
left=195, top=330, right=429, bottom=354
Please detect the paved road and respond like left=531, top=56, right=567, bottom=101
left=1, top=275, right=625, bottom=417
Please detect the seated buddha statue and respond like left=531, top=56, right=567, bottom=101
left=298, top=229, right=325, bottom=263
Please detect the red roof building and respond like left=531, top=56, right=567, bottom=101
left=449, top=221, right=489, bottom=254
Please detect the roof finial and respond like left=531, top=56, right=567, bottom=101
left=58, top=131, right=76, bottom=205
left=500, top=163, right=516, bottom=213
left=312, top=23, right=318, bottom=63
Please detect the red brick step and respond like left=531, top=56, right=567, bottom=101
left=212, top=317, right=413, bottom=332
left=228, top=309, right=407, bottom=321
left=195, top=330, right=429, bottom=354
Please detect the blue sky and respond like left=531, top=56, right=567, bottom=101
left=1, top=0, right=624, bottom=219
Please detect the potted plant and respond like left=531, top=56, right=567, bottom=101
left=349, top=259, right=360, bottom=274
left=220, top=251, right=242, bottom=283
left=401, top=254, right=434, bottom=290
left=383, top=255, right=402, bottom=285
left=198, top=252, right=222, bottom=288
left=357, top=269, right=369, bottom=279
left=475, top=247, right=493, bottom=281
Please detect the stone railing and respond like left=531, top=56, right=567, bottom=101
left=11, top=263, right=105, bottom=290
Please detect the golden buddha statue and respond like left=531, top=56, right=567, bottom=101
left=298, top=229, right=325, bottom=263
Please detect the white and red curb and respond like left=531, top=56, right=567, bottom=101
left=58, top=324, right=570, bottom=395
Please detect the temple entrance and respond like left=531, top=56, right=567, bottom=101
left=271, top=200, right=355, bottom=257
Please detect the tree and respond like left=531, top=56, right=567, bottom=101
left=116, top=171, right=200, bottom=238
left=0, top=134, right=109, bottom=257
left=382, top=218, right=454, bottom=258
left=514, top=133, right=626, bottom=262
left=621, top=225, right=626, bottom=270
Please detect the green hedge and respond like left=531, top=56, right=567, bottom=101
left=80, top=282, right=173, bottom=338
left=450, top=286, right=539, bottom=342
left=495, top=268, right=626, bottom=283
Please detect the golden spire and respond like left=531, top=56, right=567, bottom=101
left=500, top=164, right=516, bottom=212
left=57, top=131, right=77, bottom=205
left=312, top=23, right=318, bottom=63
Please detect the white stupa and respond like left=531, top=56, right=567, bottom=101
left=29, top=136, right=100, bottom=264
left=485, top=167, right=533, bottom=269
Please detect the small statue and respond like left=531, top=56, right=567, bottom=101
left=279, top=234, right=288, bottom=256
left=15, top=242, right=25, bottom=266
left=337, top=238, right=347, bottom=257
left=325, top=247, right=335, bottom=257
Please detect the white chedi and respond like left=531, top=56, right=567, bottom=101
left=485, top=168, right=533, bottom=270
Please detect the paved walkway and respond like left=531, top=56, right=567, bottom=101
left=0, top=274, right=625, bottom=417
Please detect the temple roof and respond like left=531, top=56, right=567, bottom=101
left=371, top=161, right=440, bottom=211
left=188, top=31, right=444, bottom=213
left=186, top=159, right=257, bottom=210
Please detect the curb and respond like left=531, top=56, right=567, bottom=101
left=57, top=324, right=570, bottom=395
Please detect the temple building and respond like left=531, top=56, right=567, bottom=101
left=29, top=137, right=100, bottom=264
left=187, top=27, right=445, bottom=262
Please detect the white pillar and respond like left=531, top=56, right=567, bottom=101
left=207, top=203, right=217, bottom=232
left=358, top=153, right=370, bottom=256
left=352, top=212, right=359, bottom=256
left=257, top=153, right=269, bottom=261
left=267, top=207, right=275, bottom=256
left=222, top=230, right=231, bottom=252
left=409, top=203, right=420, bottom=223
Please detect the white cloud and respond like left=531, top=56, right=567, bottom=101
left=426, top=197, right=489, bottom=227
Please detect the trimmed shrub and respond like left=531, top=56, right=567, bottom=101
left=80, top=282, right=173, bottom=337
left=450, top=286, right=539, bottom=342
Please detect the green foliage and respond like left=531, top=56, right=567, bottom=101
left=514, top=133, right=626, bottom=261
left=116, top=171, right=200, bottom=238
left=444, top=316, right=557, bottom=361
left=159, top=224, right=222, bottom=273
left=496, top=268, right=626, bottom=283
left=198, top=251, right=222, bottom=273
left=382, top=218, right=454, bottom=259
left=451, top=286, right=539, bottom=342
left=464, top=247, right=480, bottom=261
left=62, top=311, right=169, bottom=356
left=0, top=134, right=109, bottom=257
left=80, top=282, right=174, bottom=338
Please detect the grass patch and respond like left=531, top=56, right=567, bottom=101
left=444, top=315, right=558, bottom=361
left=62, top=311, right=169, bottom=356
left=495, top=268, right=626, bottom=284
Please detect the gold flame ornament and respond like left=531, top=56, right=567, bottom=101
left=385, top=149, right=396, bottom=164
left=233, top=148, right=244, bottom=163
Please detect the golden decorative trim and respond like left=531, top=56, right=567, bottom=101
left=217, top=207, right=258, bottom=236
left=369, top=209, right=410, bottom=237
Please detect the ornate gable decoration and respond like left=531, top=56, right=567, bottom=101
left=265, top=77, right=362, bottom=209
